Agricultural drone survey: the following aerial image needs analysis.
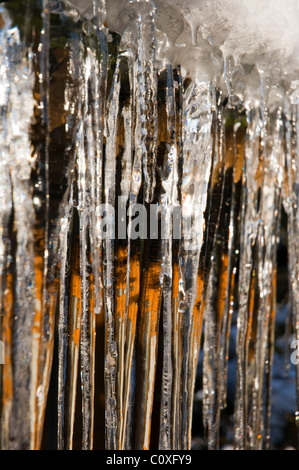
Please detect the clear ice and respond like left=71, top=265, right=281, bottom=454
left=0, top=0, right=299, bottom=451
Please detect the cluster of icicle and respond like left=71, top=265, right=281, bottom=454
left=0, top=0, right=299, bottom=451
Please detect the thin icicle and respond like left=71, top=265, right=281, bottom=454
left=79, top=49, right=94, bottom=451
left=0, top=13, right=14, bottom=425
left=104, top=57, right=121, bottom=450
left=234, top=99, right=262, bottom=450
left=80, top=8, right=108, bottom=448
left=134, top=3, right=158, bottom=204
left=29, top=0, right=53, bottom=450
left=118, top=51, right=135, bottom=451
left=57, top=33, right=82, bottom=450
left=125, top=15, right=161, bottom=448
left=159, top=64, right=179, bottom=450
left=179, top=79, right=213, bottom=449
left=170, top=66, right=184, bottom=450
left=250, top=107, right=283, bottom=449
left=88, top=7, right=108, bottom=318
left=57, top=11, right=108, bottom=449
left=202, top=102, right=236, bottom=449
left=0, top=9, right=36, bottom=449
left=284, top=92, right=299, bottom=442
left=57, top=197, right=74, bottom=450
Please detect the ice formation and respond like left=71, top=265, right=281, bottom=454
left=66, top=0, right=299, bottom=83
left=0, top=0, right=299, bottom=452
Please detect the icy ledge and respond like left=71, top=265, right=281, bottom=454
left=64, top=0, right=299, bottom=90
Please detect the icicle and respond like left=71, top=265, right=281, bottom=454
left=133, top=2, right=158, bottom=204
left=29, top=0, right=54, bottom=450
left=284, top=90, right=299, bottom=443
left=1, top=0, right=298, bottom=452
left=82, top=6, right=108, bottom=449
left=0, top=7, right=37, bottom=450
left=234, top=98, right=262, bottom=450
left=202, top=96, right=246, bottom=449
left=127, top=7, right=161, bottom=448
left=57, top=196, right=75, bottom=450
left=233, top=84, right=283, bottom=449
left=169, top=66, right=183, bottom=450
left=88, top=2, right=108, bottom=318
left=223, top=56, right=235, bottom=109
left=118, top=51, right=136, bottom=451
left=250, top=106, right=283, bottom=449
left=79, top=48, right=96, bottom=452
left=202, top=100, right=232, bottom=449
left=159, top=63, right=179, bottom=450
left=56, top=8, right=108, bottom=448
left=178, top=79, right=214, bottom=449
left=57, top=32, right=82, bottom=450
left=104, top=56, right=121, bottom=450
left=0, top=9, right=14, bottom=450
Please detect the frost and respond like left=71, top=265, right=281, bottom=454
left=1, top=0, right=299, bottom=452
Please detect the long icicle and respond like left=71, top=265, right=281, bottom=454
left=0, top=8, right=36, bottom=449
left=159, top=63, right=179, bottom=450
left=179, top=79, right=213, bottom=449
left=104, top=56, right=121, bottom=450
